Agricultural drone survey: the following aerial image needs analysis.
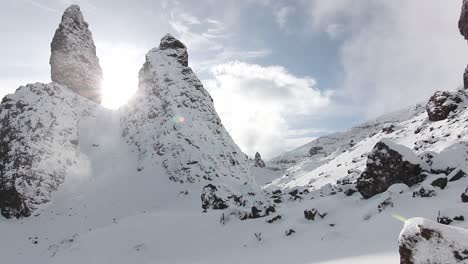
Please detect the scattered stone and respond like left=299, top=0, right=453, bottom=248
left=412, top=185, right=437, bottom=198
left=357, top=139, right=428, bottom=199
left=304, top=209, right=327, bottom=221
left=437, top=209, right=466, bottom=226
left=266, top=215, right=282, bottom=224
left=449, top=168, right=467, bottom=182
left=462, top=187, right=468, bottom=203
left=309, top=146, right=324, bottom=156
left=382, top=124, right=396, bottom=134
left=285, top=229, right=295, bottom=236
left=377, top=197, right=394, bottom=213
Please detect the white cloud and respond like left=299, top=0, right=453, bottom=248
left=304, top=0, right=468, bottom=118
left=205, top=61, right=331, bottom=159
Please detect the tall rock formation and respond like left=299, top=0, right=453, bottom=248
left=0, top=83, right=94, bottom=218
left=50, top=5, right=103, bottom=103
left=121, top=34, right=251, bottom=185
left=459, top=0, right=468, bottom=89
left=121, top=34, right=269, bottom=214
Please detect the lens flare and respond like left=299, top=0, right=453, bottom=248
left=178, top=116, right=185, bottom=123
left=392, top=214, right=408, bottom=223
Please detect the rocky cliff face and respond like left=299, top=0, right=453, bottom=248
left=50, top=5, right=103, bottom=103
left=0, top=83, right=93, bottom=218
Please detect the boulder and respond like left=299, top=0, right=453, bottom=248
left=426, top=91, right=465, bottom=121
left=399, top=218, right=468, bottom=263
left=462, top=187, right=468, bottom=203
left=357, top=139, right=428, bottom=199
left=50, top=5, right=103, bottom=103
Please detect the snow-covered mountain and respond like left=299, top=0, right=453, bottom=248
left=0, top=4, right=467, bottom=264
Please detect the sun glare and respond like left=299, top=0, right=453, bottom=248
left=98, top=43, right=143, bottom=109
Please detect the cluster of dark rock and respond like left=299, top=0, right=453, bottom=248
left=355, top=138, right=467, bottom=202
left=254, top=152, right=266, bottom=168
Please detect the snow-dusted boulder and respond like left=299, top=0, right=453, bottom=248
left=426, top=90, right=466, bottom=121
left=0, top=83, right=93, bottom=218
left=254, top=152, right=266, bottom=168
left=357, top=139, right=428, bottom=199
left=399, top=218, right=468, bottom=263
left=50, top=5, right=103, bottom=103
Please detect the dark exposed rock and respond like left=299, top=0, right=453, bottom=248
left=438, top=210, right=465, bottom=226
left=201, top=184, right=229, bottom=210
left=412, top=185, right=437, bottom=198
left=449, top=168, right=467, bottom=182
left=462, top=187, right=468, bottom=203
left=399, top=218, right=468, bottom=263
left=377, top=197, right=393, bottom=213
left=50, top=5, right=103, bottom=103
left=254, top=152, right=266, bottom=168
left=158, top=34, right=188, bottom=67
left=460, top=0, right=468, bottom=41
left=430, top=176, right=448, bottom=190
left=304, top=209, right=327, bottom=221
left=266, top=215, right=281, bottom=223
left=382, top=124, right=396, bottom=134
left=426, top=91, right=465, bottom=121
left=309, top=146, right=324, bottom=156
left=357, top=139, right=428, bottom=199
left=285, top=229, right=295, bottom=236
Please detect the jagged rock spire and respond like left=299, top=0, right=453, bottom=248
left=254, top=152, right=266, bottom=168
left=459, top=0, right=468, bottom=89
left=50, top=5, right=103, bottom=103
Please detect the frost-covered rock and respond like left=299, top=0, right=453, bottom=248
left=0, top=83, right=93, bottom=218
left=426, top=90, right=466, bottom=121
left=254, top=152, right=266, bottom=168
left=121, top=34, right=268, bottom=214
left=50, top=5, right=103, bottom=103
left=121, top=34, right=251, bottom=185
left=356, top=139, right=428, bottom=199
left=399, top=218, right=468, bottom=263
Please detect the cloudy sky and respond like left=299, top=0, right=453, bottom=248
left=1, top=0, right=467, bottom=159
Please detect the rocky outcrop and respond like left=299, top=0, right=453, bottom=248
left=357, top=139, right=428, bottom=199
left=0, top=83, right=93, bottom=218
left=50, top=5, right=103, bottom=103
left=121, top=34, right=251, bottom=185
left=426, top=91, right=466, bottom=121
left=459, top=0, right=468, bottom=41
left=399, top=218, right=468, bottom=263
left=254, top=152, right=265, bottom=168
